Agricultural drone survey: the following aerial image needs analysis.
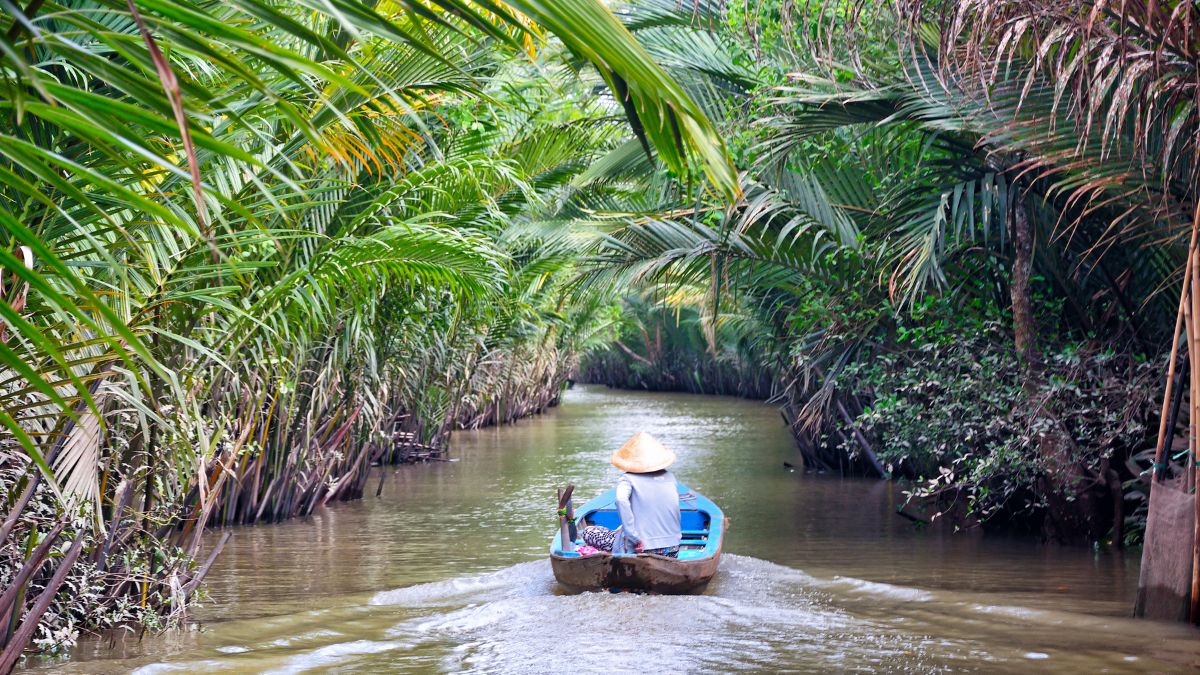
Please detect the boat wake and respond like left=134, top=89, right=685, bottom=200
left=362, top=555, right=1180, bottom=673
left=368, top=555, right=868, bottom=673
left=102, top=555, right=1185, bottom=674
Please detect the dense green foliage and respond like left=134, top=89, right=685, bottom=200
left=581, top=0, right=1191, bottom=545
left=580, top=295, right=776, bottom=398
left=843, top=324, right=1157, bottom=539
left=4, top=0, right=1199, bottom=660
left=0, top=0, right=737, bottom=659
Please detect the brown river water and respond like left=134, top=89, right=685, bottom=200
left=26, top=385, right=1200, bottom=673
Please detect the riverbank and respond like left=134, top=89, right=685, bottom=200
left=25, top=387, right=1200, bottom=672
left=0, top=370, right=571, bottom=668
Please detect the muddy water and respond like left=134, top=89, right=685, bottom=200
left=33, top=386, right=1200, bottom=672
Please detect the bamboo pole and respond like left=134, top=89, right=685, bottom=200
left=1192, top=240, right=1200, bottom=623
left=1184, top=296, right=1195, bottom=491
left=1154, top=223, right=1200, bottom=479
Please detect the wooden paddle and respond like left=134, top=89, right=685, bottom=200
left=557, top=484, right=576, bottom=552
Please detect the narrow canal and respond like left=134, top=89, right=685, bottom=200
left=33, top=386, right=1200, bottom=672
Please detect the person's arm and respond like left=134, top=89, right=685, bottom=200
left=615, top=475, right=642, bottom=549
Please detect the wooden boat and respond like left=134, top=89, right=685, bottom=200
left=550, top=482, right=725, bottom=593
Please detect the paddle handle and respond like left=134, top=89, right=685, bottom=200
left=566, top=493, right=577, bottom=541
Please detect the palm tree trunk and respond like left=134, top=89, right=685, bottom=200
left=1011, top=196, right=1037, bottom=367
left=1010, top=194, right=1099, bottom=539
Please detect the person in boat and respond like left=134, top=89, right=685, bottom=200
left=580, top=432, right=682, bottom=558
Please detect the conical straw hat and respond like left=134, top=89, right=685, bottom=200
left=610, top=432, right=676, bottom=473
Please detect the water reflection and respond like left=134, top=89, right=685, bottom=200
left=29, top=386, right=1200, bottom=672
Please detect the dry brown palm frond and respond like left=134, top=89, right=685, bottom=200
left=779, top=0, right=1198, bottom=251
left=896, top=0, right=1200, bottom=205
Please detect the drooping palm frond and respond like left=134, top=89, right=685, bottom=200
left=510, top=0, right=740, bottom=201
left=874, top=1, right=1200, bottom=278
left=611, top=0, right=755, bottom=119
left=582, top=175, right=866, bottom=297
left=753, top=51, right=1176, bottom=324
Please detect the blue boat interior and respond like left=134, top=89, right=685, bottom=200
left=551, top=483, right=723, bottom=561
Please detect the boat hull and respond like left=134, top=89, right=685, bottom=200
left=551, top=519, right=725, bottom=593
left=550, top=482, right=725, bottom=594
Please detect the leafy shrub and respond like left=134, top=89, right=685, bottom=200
left=838, top=322, right=1158, bottom=538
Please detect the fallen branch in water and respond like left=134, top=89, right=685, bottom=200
left=0, top=536, right=84, bottom=673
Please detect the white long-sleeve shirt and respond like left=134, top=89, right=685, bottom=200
left=613, top=470, right=682, bottom=552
